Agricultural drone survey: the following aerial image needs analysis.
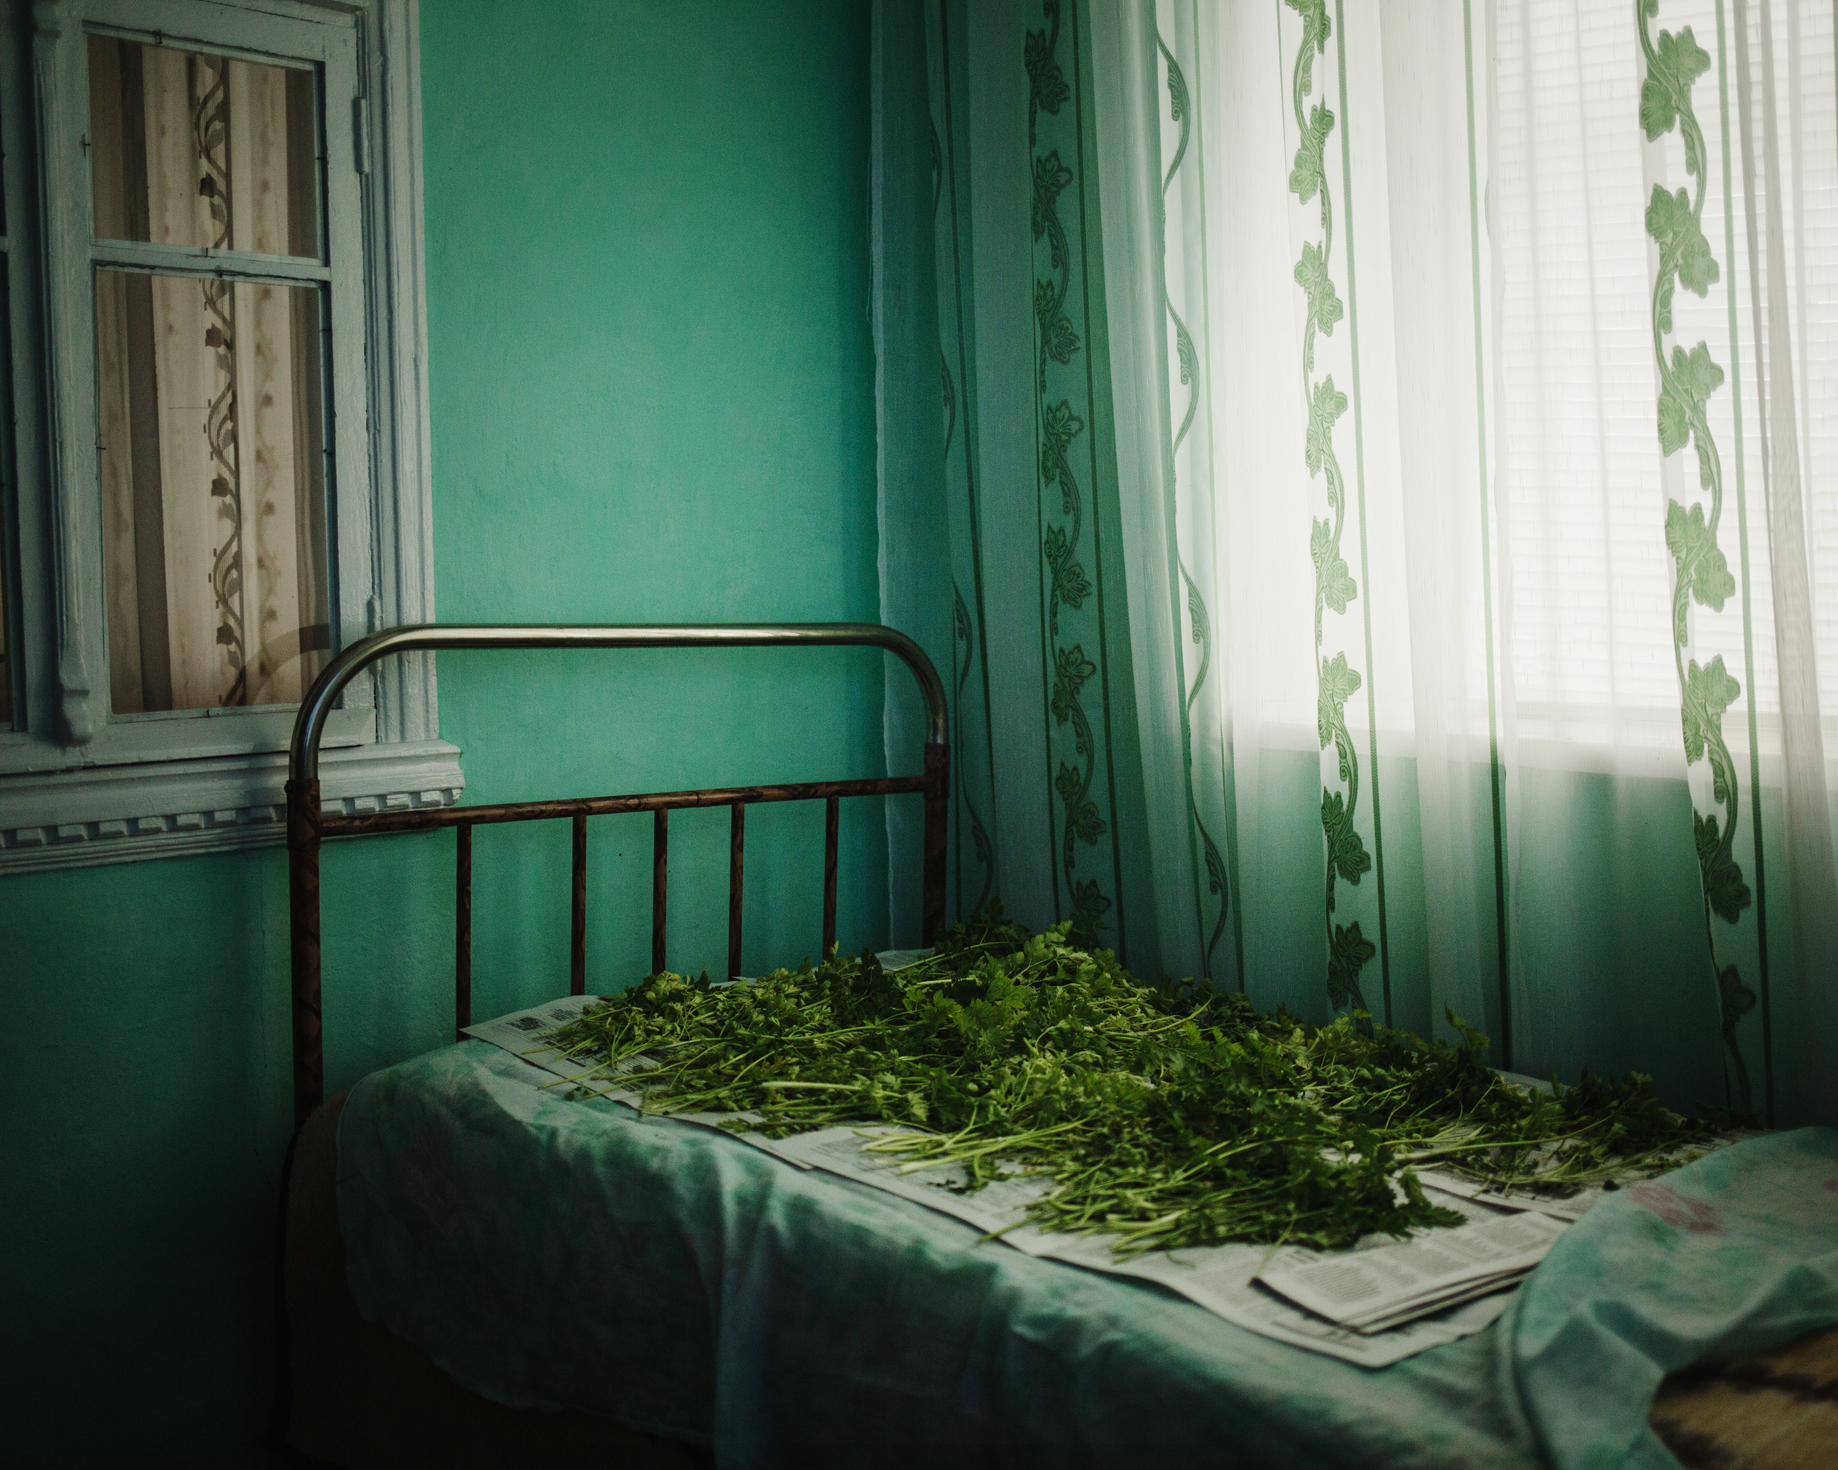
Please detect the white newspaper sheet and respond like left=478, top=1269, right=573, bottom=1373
left=461, top=994, right=634, bottom=1097
left=1252, top=1211, right=1568, bottom=1333
left=1031, top=1219, right=1519, bottom=1367
left=766, top=1123, right=1541, bottom=1366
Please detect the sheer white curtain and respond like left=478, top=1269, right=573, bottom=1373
left=1093, top=0, right=1838, bottom=1124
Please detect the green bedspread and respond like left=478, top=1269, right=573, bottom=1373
left=336, top=1039, right=1838, bottom=1468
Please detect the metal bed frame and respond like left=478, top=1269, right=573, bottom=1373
left=285, top=623, right=949, bottom=1130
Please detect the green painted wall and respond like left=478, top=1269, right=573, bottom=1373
left=0, top=2, right=879, bottom=1462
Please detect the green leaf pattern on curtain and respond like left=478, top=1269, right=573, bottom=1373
left=1636, top=0, right=1755, bottom=1113
left=1154, top=5, right=1242, bottom=984
left=1030, top=0, right=1118, bottom=941
left=926, top=7, right=999, bottom=924
left=1156, top=24, right=1230, bottom=982
left=1283, top=0, right=1375, bottom=1017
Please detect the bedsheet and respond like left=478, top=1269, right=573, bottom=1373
left=337, top=1039, right=1838, bottom=1469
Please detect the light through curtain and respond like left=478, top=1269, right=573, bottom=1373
left=89, top=36, right=329, bottom=716
left=1091, top=0, right=1838, bottom=1125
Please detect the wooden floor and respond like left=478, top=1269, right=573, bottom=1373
left=1651, top=1327, right=1838, bottom=1469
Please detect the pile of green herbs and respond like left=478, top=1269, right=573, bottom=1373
left=541, top=912, right=1710, bottom=1257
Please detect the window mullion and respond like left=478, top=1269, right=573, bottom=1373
left=320, top=23, right=374, bottom=720
left=34, top=0, right=111, bottom=745
left=90, top=238, right=332, bottom=283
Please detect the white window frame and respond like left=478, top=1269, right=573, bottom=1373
left=0, top=0, right=459, bottom=874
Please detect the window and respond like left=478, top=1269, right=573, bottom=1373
left=0, top=0, right=458, bottom=873
left=1491, top=0, right=1838, bottom=775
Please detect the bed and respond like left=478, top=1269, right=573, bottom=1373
left=274, top=623, right=1838, bottom=1469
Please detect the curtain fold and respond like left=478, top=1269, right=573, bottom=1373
left=874, top=0, right=1838, bottom=1125
left=1732, top=0, right=1838, bottom=1125
left=882, top=0, right=1162, bottom=966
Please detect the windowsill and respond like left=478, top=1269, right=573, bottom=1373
left=0, top=737, right=464, bottom=875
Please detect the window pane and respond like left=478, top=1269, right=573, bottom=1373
left=0, top=270, right=11, bottom=728
left=98, top=269, right=329, bottom=714
left=88, top=35, right=321, bottom=259
left=0, top=494, right=10, bottom=726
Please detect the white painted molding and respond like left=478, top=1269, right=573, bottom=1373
left=362, top=0, right=439, bottom=744
left=0, top=737, right=463, bottom=873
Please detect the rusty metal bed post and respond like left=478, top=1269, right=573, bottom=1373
left=286, top=623, right=949, bottom=1131
left=285, top=777, right=324, bottom=1127
left=728, top=803, right=746, bottom=978
left=571, top=814, right=588, bottom=995
left=652, top=810, right=669, bottom=974
left=822, top=795, right=840, bottom=959
left=455, top=823, right=473, bottom=1040
left=922, top=743, right=948, bottom=945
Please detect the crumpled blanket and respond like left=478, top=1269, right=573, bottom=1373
left=337, top=1040, right=1838, bottom=1469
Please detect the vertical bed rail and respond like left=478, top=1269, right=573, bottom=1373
left=571, top=814, right=588, bottom=996
left=285, top=623, right=949, bottom=1128
left=822, top=794, right=840, bottom=960
left=455, top=823, right=473, bottom=1040
left=652, top=809, right=669, bottom=973
left=728, top=803, right=746, bottom=979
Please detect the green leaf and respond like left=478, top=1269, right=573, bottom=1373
left=1305, top=377, right=1347, bottom=479
left=1327, top=921, right=1375, bottom=1011
left=1201, top=831, right=1227, bottom=899
left=1069, top=877, right=1112, bottom=936
left=1056, top=764, right=1108, bottom=846
left=1174, top=316, right=1198, bottom=387
left=1039, top=307, right=1080, bottom=366
left=1321, top=787, right=1371, bottom=894
left=1311, top=518, right=1357, bottom=618
left=1674, top=340, right=1724, bottom=403
left=1680, top=655, right=1740, bottom=766
left=1041, top=398, right=1084, bottom=467
left=1294, top=241, right=1343, bottom=352
left=1694, top=810, right=1752, bottom=923
left=1645, top=182, right=1691, bottom=243
left=1656, top=342, right=1723, bottom=475
left=1165, top=49, right=1189, bottom=125
left=1050, top=644, right=1096, bottom=725
left=1645, top=186, right=1720, bottom=307
left=1656, top=383, right=1692, bottom=457
left=1679, top=228, right=1719, bottom=297
left=1025, top=27, right=1071, bottom=122
left=1316, top=649, right=1362, bottom=753
left=1031, top=151, right=1074, bottom=243
left=1640, top=26, right=1711, bottom=142
left=1044, top=521, right=1068, bottom=570
left=1288, top=101, right=1334, bottom=206
left=1186, top=573, right=1210, bottom=648
left=1717, top=963, right=1756, bottom=1029
left=1051, top=549, right=1092, bottom=614
left=1664, top=500, right=1737, bottom=635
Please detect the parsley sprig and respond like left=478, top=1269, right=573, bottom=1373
left=542, top=911, right=1709, bottom=1255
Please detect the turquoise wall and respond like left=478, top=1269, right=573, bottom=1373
left=0, top=2, right=879, bottom=1462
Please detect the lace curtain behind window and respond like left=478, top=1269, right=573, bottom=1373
left=90, top=37, right=328, bottom=715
